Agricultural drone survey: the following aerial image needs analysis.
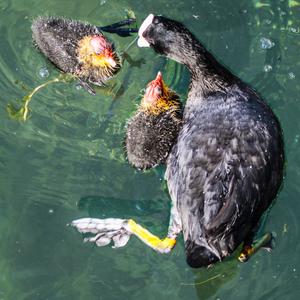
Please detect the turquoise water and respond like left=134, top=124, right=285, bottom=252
left=0, top=0, right=299, bottom=299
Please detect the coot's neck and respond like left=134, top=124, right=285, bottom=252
left=169, top=32, right=237, bottom=100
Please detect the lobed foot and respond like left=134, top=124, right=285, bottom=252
left=238, top=232, right=273, bottom=262
left=71, top=218, right=177, bottom=253
left=71, top=218, right=132, bottom=248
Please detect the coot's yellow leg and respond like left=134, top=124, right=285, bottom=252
left=238, top=232, right=273, bottom=262
left=127, top=219, right=176, bottom=253
left=71, top=204, right=182, bottom=253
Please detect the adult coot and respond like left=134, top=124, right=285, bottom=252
left=126, top=71, right=182, bottom=170
left=72, top=15, right=284, bottom=268
left=138, top=14, right=284, bottom=266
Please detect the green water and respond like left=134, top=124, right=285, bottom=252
left=0, top=0, right=299, bottom=299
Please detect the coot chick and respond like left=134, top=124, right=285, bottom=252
left=32, top=17, right=121, bottom=88
left=7, top=17, right=137, bottom=121
left=138, top=15, right=284, bottom=267
left=126, top=71, right=182, bottom=170
left=71, top=15, right=284, bottom=267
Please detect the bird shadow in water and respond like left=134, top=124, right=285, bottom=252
left=189, top=257, right=239, bottom=300
left=77, top=195, right=166, bottom=220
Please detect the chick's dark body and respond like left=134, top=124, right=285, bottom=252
left=32, top=18, right=97, bottom=72
left=31, top=17, right=118, bottom=85
left=126, top=109, right=181, bottom=169
left=166, top=85, right=284, bottom=266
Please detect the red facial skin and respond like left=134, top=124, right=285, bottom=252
left=90, top=36, right=110, bottom=54
left=143, top=72, right=164, bottom=104
left=89, top=36, right=117, bottom=67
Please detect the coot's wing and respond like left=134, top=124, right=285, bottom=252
left=200, top=98, right=283, bottom=242
left=165, top=92, right=283, bottom=264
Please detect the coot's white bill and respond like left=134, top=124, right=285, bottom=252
left=137, top=14, right=154, bottom=47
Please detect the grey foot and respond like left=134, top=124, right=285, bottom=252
left=71, top=218, right=131, bottom=248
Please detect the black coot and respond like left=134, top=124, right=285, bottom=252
left=138, top=14, right=284, bottom=267
left=126, top=71, right=182, bottom=170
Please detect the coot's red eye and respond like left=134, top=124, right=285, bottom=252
left=153, top=17, right=160, bottom=25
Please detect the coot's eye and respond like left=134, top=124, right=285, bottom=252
left=155, top=86, right=162, bottom=94
left=153, top=18, right=160, bottom=25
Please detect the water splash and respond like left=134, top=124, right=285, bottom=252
left=260, top=37, right=275, bottom=49
left=288, top=72, right=296, bottom=79
left=38, top=67, right=49, bottom=78
left=263, top=65, right=273, bottom=72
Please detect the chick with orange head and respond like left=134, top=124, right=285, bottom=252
left=32, top=17, right=121, bottom=90
left=126, top=71, right=182, bottom=170
left=8, top=16, right=139, bottom=121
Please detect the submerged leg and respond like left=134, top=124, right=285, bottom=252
left=100, top=28, right=138, bottom=37
left=238, top=232, right=273, bottom=262
left=98, top=18, right=138, bottom=37
left=71, top=204, right=182, bottom=254
left=100, top=18, right=136, bottom=29
left=238, top=211, right=273, bottom=262
left=78, top=79, right=96, bottom=95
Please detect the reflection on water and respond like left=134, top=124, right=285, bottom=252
left=0, top=0, right=299, bottom=299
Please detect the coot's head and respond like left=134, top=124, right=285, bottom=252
left=77, top=35, right=120, bottom=78
left=138, top=14, right=195, bottom=64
